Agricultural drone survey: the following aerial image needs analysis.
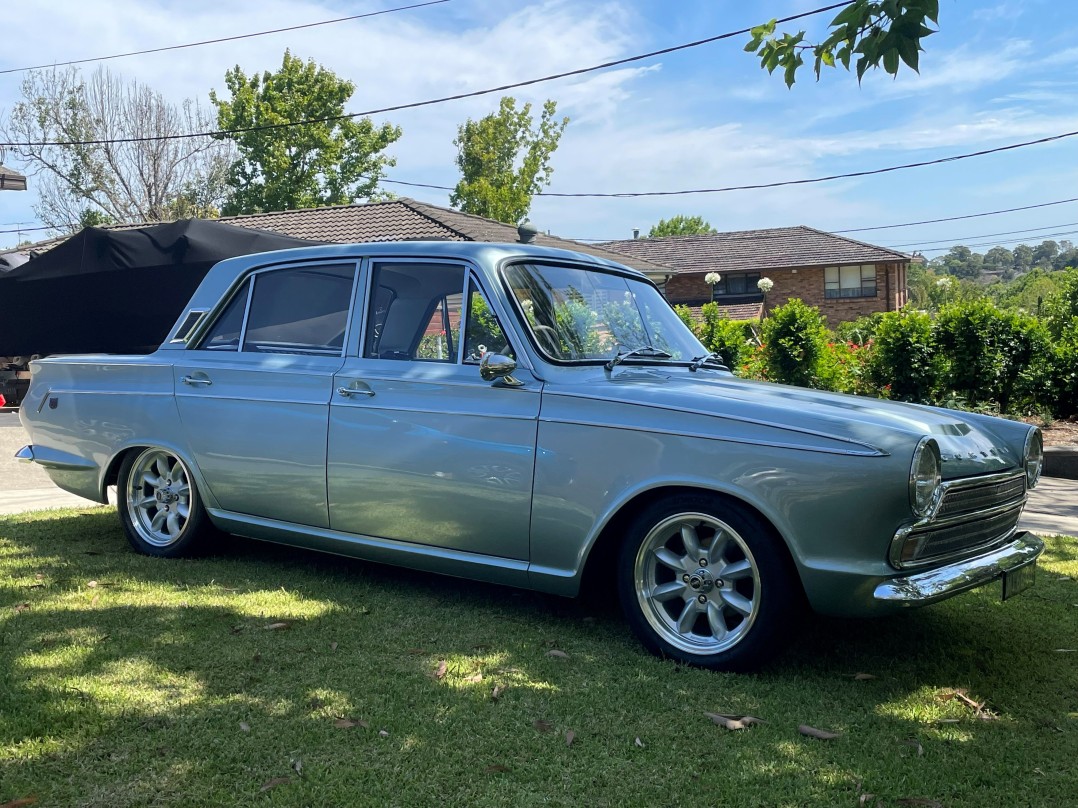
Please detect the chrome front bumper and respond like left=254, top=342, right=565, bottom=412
left=873, top=531, right=1044, bottom=605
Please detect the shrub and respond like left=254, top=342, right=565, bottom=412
left=760, top=299, right=829, bottom=388
left=834, top=312, right=884, bottom=346
left=867, top=310, right=939, bottom=403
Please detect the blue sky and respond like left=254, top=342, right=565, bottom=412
left=3, top=0, right=1078, bottom=255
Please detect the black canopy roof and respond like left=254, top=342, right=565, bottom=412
left=0, top=219, right=322, bottom=356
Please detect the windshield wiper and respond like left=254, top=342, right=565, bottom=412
left=688, top=352, right=730, bottom=372
left=604, top=345, right=674, bottom=371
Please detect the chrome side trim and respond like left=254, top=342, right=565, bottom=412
left=15, top=445, right=34, bottom=463
left=874, top=532, right=1044, bottom=605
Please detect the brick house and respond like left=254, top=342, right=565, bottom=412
left=600, top=226, right=910, bottom=325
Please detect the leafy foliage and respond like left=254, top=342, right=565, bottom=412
left=211, top=51, right=402, bottom=215
left=690, top=303, right=756, bottom=368
left=866, top=310, right=939, bottom=402
left=745, top=0, right=940, bottom=87
left=760, top=299, right=830, bottom=388
left=647, top=215, right=716, bottom=238
left=450, top=96, right=568, bottom=225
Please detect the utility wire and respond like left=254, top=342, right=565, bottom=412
left=381, top=130, right=1078, bottom=199
left=833, top=196, right=1078, bottom=233
left=0, top=1, right=451, bottom=76
left=886, top=220, right=1078, bottom=249
left=0, top=224, right=56, bottom=235
left=0, top=2, right=847, bottom=148
left=916, top=229, right=1078, bottom=253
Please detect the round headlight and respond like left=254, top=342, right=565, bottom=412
left=1024, top=428, right=1043, bottom=489
left=909, top=437, right=942, bottom=518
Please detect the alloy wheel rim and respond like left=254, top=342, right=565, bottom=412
left=126, top=449, right=194, bottom=548
left=634, top=512, right=761, bottom=655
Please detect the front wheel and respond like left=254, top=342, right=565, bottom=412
left=617, top=494, right=801, bottom=671
left=117, top=447, right=213, bottom=557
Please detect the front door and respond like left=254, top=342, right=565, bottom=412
left=327, top=261, right=539, bottom=560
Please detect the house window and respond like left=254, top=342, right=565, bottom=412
left=824, top=265, right=877, bottom=299
left=712, top=272, right=761, bottom=300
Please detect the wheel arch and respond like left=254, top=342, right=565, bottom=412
left=101, top=441, right=218, bottom=510
left=579, top=484, right=806, bottom=604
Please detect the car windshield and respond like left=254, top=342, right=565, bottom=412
left=503, top=262, right=705, bottom=363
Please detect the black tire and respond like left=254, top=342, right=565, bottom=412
left=116, top=447, right=215, bottom=557
left=616, top=492, right=802, bottom=672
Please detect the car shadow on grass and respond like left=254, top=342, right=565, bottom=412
left=2, top=509, right=1075, bottom=806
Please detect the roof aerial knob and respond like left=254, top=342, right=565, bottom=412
left=517, top=221, right=539, bottom=244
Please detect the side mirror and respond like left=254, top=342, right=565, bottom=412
left=479, top=353, right=524, bottom=387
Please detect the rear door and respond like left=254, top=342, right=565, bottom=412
left=327, top=259, right=540, bottom=560
left=174, top=260, right=360, bottom=528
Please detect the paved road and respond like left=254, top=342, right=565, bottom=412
left=2, top=410, right=1076, bottom=536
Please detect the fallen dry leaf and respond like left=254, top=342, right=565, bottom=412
left=546, top=649, right=570, bottom=659
left=330, top=641, right=338, bottom=651
left=895, top=799, right=943, bottom=807
left=333, top=717, right=369, bottom=729
left=378, top=729, right=390, bottom=738
left=86, top=580, right=97, bottom=588
left=634, top=737, right=645, bottom=748
left=705, top=713, right=766, bottom=731
left=239, top=722, right=251, bottom=733
left=533, top=719, right=553, bottom=733
left=901, top=739, right=924, bottom=757
left=799, top=724, right=841, bottom=741
left=858, top=794, right=879, bottom=807
left=290, top=758, right=303, bottom=776
left=491, top=684, right=507, bottom=701
left=853, top=672, right=877, bottom=681
left=565, top=730, right=576, bottom=747
left=484, top=765, right=510, bottom=774
left=434, top=660, right=448, bottom=680
left=90, top=595, right=99, bottom=607
left=13, top=603, right=30, bottom=613
left=259, top=777, right=290, bottom=792
left=464, top=672, right=483, bottom=684
left=264, top=621, right=290, bottom=631
left=1, top=798, right=38, bottom=808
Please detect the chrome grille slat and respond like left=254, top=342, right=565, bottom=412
left=935, top=476, right=1026, bottom=518
left=912, top=506, right=1023, bottom=561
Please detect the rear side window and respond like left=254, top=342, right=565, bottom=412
left=197, top=264, right=356, bottom=355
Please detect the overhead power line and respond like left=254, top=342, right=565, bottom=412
left=377, top=130, right=1078, bottom=199
left=0, top=2, right=847, bottom=148
left=834, top=196, right=1078, bottom=233
left=917, top=229, right=1078, bottom=253
left=0, top=1, right=451, bottom=76
left=886, top=220, right=1078, bottom=249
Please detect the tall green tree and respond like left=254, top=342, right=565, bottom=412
left=746, top=0, right=940, bottom=86
left=647, top=215, right=716, bottom=238
left=211, top=50, right=402, bottom=215
left=450, top=96, right=568, bottom=225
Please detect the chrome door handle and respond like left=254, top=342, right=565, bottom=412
left=181, top=375, right=212, bottom=387
left=337, top=386, right=375, bottom=398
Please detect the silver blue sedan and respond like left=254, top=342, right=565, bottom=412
left=17, top=242, right=1044, bottom=670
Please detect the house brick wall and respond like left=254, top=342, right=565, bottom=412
left=664, top=262, right=908, bottom=326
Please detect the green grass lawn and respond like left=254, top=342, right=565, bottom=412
left=2, top=507, right=1076, bottom=807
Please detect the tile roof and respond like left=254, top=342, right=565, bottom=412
left=0, top=198, right=672, bottom=278
left=598, top=226, right=909, bottom=274
left=682, top=302, right=764, bottom=322
left=214, top=198, right=673, bottom=276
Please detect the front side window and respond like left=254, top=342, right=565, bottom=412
left=824, top=264, right=877, bottom=299
left=197, top=263, right=356, bottom=355
left=503, top=262, right=703, bottom=363
left=364, top=262, right=466, bottom=362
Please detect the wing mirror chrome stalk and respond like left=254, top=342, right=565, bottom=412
left=480, top=354, right=524, bottom=387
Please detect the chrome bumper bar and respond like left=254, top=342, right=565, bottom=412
left=15, top=444, right=35, bottom=463
left=874, top=532, right=1044, bottom=605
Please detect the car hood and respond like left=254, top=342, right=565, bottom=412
left=551, top=368, right=1021, bottom=478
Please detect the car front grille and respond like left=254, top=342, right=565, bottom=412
left=891, top=471, right=1028, bottom=568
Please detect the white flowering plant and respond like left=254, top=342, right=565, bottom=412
left=704, top=272, right=722, bottom=286
left=757, top=277, right=774, bottom=293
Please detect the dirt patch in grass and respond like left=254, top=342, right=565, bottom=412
left=1037, top=419, right=1078, bottom=447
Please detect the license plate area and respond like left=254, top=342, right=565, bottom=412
left=1002, top=560, right=1036, bottom=601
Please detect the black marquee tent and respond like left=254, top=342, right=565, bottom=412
left=0, top=219, right=323, bottom=357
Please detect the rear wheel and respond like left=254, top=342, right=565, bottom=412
left=617, top=493, right=801, bottom=671
left=117, top=448, right=213, bottom=557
